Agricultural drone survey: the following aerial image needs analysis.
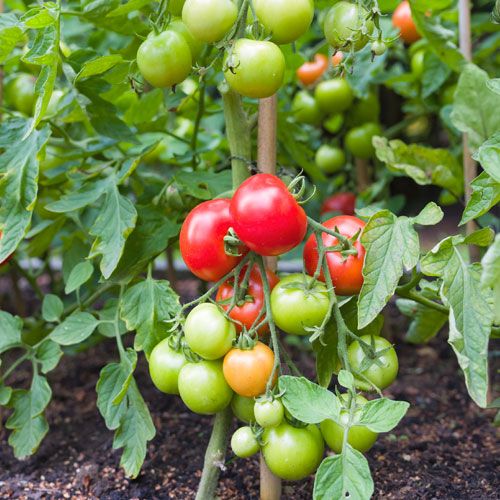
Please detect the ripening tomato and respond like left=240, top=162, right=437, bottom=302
left=292, top=91, right=324, bottom=126
left=345, top=122, right=382, bottom=159
left=180, top=199, right=248, bottom=282
left=254, top=0, right=314, bottom=44
left=332, top=51, right=344, bottom=66
left=137, top=30, right=192, bottom=88
left=392, top=1, right=420, bottom=44
left=148, top=339, right=187, bottom=394
left=231, top=426, right=260, bottom=458
left=296, top=54, right=328, bottom=86
left=315, top=79, right=354, bottom=114
left=315, top=145, right=346, bottom=174
left=303, top=215, right=366, bottom=296
left=230, top=174, right=307, bottom=256
left=224, top=39, right=285, bottom=98
left=216, top=265, right=279, bottom=335
left=231, top=394, right=256, bottom=423
left=320, top=192, right=356, bottom=216
left=223, top=341, right=275, bottom=397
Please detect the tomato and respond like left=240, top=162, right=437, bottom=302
left=292, top=91, right=324, bottom=126
left=184, top=303, right=236, bottom=360
left=137, top=30, right=192, bottom=88
left=148, top=339, right=187, bottom=394
left=254, top=0, right=314, bottom=45
left=323, top=113, right=344, bottom=134
left=262, top=423, right=324, bottom=481
left=347, top=335, right=399, bottom=390
left=231, top=426, right=260, bottom=458
left=332, top=51, right=344, bottom=66
left=223, top=341, right=275, bottom=397
left=348, top=92, right=380, bottom=127
left=180, top=199, right=248, bottom=282
left=321, top=192, right=356, bottom=216
left=345, top=122, right=381, bottom=159
left=324, top=2, right=374, bottom=52
left=224, top=39, right=285, bottom=99
left=5, top=73, right=35, bottom=115
left=270, top=274, right=330, bottom=336
left=169, top=18, right=205, bottom=61
left=168, top=0, right=185, bottom=15
left=303, top=215, right=366, bottom=296
left=296, top=54, right=328, bottom=86
left=182, top=0, right=237, bottom=43
left=392, top=1, right=420, bottom=44
left=231, top=394, right=256, bottom=423
left=411, top=49, right=425, bottom=78
left=371, top=40, right=387, bottom=56
left=315, top=145, right=346, bottom=174
left=230, top=174, right=307, bottom=256
left=320, top=394, right=378, bottom=453
left=254, top=399, right=284, bottom=428
left=216, top=265, right=279, bottom=335
left=178, top=360, right=233, bottom=414
left=440, top=83, right=457, bottom=106
left=314, top=79, right=354, bottom=114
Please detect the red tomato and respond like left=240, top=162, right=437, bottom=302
left=230, top=174, right=308, bottom=257
left=392, top=1, right=420, bottom=44
left=180, top=199, right=248, bottom=282
left=296, top=54, right=328, bottom=86
left=332, top=51, right=344, bottom=66
left=320, top=193, right=356, bottom=216
left=303, top=215, right=366, bottom=296
left=216, top=265, right=279, bottom=335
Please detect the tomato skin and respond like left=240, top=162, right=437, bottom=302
left=297, top=54, right=328, bottom=86
left=262, top=423, right=325, bottom=481
left=231, top=426, right=260, bottom=458
left=392, top=0, right=420, bottom=44
left=148, top=339, right=187, bottom=394
left=332, top=51, right=344, bottom=66
left=270, top=274, right=330, bottom=336
left=303, top=215, right=366, bottom=296
left=323, top=113, right=344, bottom=134
left=315, top=145, right=346, bottom=174
left=180, top=199, right=248, bottom=282
left=371, top=40, right=387, bottom=56
left=315, top=79, right=354, bottom=114
left=230, top=174, right=307, bottom=257
left=178, top=360, right=233, bottom=414
left=216, top=265, right=279, bottom=335
left=321, top=192, right=356, bottom=216
left=345, top=122, right=381, bottom=159
left=347, top=335, right=399, bottom=390
left=182, top=0, right=237, bottom=43
left=224, top=39, right=285, bottom=99
left=5, top=73, right=35, bottom=115
left=411, top=49, right=425, bottom=78
left=231, top=394, right=256, bottom=423
left=254, top=0, right=314, bottom=44
left=223, top=341, right=275, bottom=397
left=169, top=18, right=205, bottom=61
left=292, top=91, right=324, bottom=126
left=324, top=2, right=374, bottom=51
left=254, top=399, right=284, bottom=428
left=348, top=92, right=380, bottom=127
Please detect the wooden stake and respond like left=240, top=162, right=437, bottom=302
left=354, top=158, right=370, bottom=192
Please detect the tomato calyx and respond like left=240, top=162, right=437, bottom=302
left=224, top=227, right=246, bottom=257
left=234, top=331, right=258, bottom=350
left=307, top=216, right=359, bottom=259
left=287, top=174, right=316, bottom=205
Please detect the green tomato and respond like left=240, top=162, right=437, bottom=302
left=371, top=40, right=387, bottom=56
left=169, top=18, right=205, bottom=61
left=254, top=399, right=284, bottom=428
left=137, top=30, right=192, bottom=88
left=148, top=338, right=187, bottom=394
left=262, top=423, right=324, bottom=481
left=315, top=145, right=346, bottom=174
left=224, top=39, right=285, bottom=99
left=347, top=335, right=399, bottom=391
left=231, top=426, right=260, bottom=458
left=231, top=394, right=256, bottom=423
left=5, top=73, right=36, bottom=115
left=253, top=0, right=314, bottom=45
left=168, top=0, right=185, bottom=15
left=292, top=91, right=324, bottom=126
left=184, top=303, right=236, bottom=360
left=345, top=122, right=381, bottom=159
left=270, top=274, right=330, bottom=336
left=182, top=0, right=237, bottom=43
left=411, top=49, right=425, bottom=78
left=348, top=92, right=380, bottom=127
left=178, top=360, right=233, bottom=414
left=314, top=79, right=354, bottom=114
left=324, top=1, right=374, bottom=52
left=323, top=113, right=344, bottom=134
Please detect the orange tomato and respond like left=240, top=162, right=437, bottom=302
left=392, top=1, right=420, bottom=44
left=296, top=54, right=328, bottom=86
left=332, top=51, right=344, bottom=67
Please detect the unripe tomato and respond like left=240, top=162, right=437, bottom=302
left=184, top=303, right=236, bottom=360
left=169, top=18, right=205, bottom=60
left=392, top=1, right=420, bottom=44
left=323, top=113, right=344, bottom=134
left=137, top=30, right=192, bottom=88
left=324, top=2, right=374, bottom=52
left=345, top=122, right=381, bottom=159
left=253, top=0, right=314, bottom=45
left=223, top=341, right=275, bottom=397
left=315, top=79, right=354, bottom=114
left=292, top=91, right=324, bottom=126
left=303, top=215, right=366, bottom=296
left=5, top=73, right=35, bottom=115
left=178, top=360, right=233, bottom=414
left=262, top=423, right=324, bottom=481
left=254, top=399, right=284, bottom=428
left=371, top=40, right=387, bottom=56
left=296, top=54, right=328, bottom=86
left=321, top=192, right=356, bottom=216
left=231, top=426, right=260, bottom=458
left=180, top=199, right=248, bottom=282
left=315, top=145, right=346, bottom=174
left=231, top=394, right=256, bottom=423
left=148, top=339, right=187, bottom=394
left=230, top=174, right=307, bottom=256
left=182, top=0, right=237, bottom=43
left=224, top=39, right=285, bottom=99
left=348, top=92, right=380, bottom=127
left=411, top=49, right=425, bottom=78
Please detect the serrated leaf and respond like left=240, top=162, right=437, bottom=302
left=460, top=172, right=500, bottom=225
left=338, top=370, right=355, bottom=390
left=98, top=299, right=128, bottom=338
left=0, top=311, right=22, bottom=353
left=396, top=298, right=447, bottom=343
left=46, top=178, right=109, bottom=213
left=42, top=294, right=64, bottom=322
left=313, top=318, right=340, bottom=388
left=0, top=383, right=12, bottom=405
left=35, top=340, right=63, bottom=373
left=475, top=133, right=500, bottom=182
left=0, top=13, right=25, bottom=63
left=65, top=261, right=94, bottom=294
left=106, top=0, right=151, bottom=17
left=481, top=234, right=500, bottom=325
left=50, top=312, right=99, bottom=346
left=414, top=202, right=444, bottom=226
left=357, top=398, right=409, bottom=433
left=421, top=51, right=452, bottom=98
left=76, top=54, right=123, bottom=81
left=22, top=7, right=57, bottom=28
left=173, top=170, right=233, bottom=200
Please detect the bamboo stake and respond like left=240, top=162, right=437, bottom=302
left=354, top=158, right=370, bottom=192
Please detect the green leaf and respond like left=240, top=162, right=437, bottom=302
left=0, top=13, right=25, bottom=63
left=357, top=398, right=409, bottom=433
left=35, top=340, right=63, bottom=374
left=0, top=383, right=12, bottom=405
left=50, top=312, right=99, bottom=346
left=397, top=298, right=447, bottom=343
left=65, top=261, right=94, bottom=294
left=21, top=7, right=57, bottom=28
left=41, top=294, right=64, bottom=322
left=76, top=54, right=124, bottom=81
left=279, top=376, right=340, bottom=424
left=313, top=319, right=340, bottom=388
left=475, top=133, right=500, bottom=182
left=337, top=370, right=355, bottom=390
left=421, top=50, right=452, bottom=98
left=414, top=202, right=445, bottom=226
left=460, top=172, right=500, bottom=225
left=313, top=445, right=374, bottom=500
left=98, top=299, right=128, bottom=338
left=481, top=234, right=500, bottom=325
left=106, top=0, right=152, bottom=17
left=0, top=311, right=22, bottom=353
left=173, top=170, right=233, bottom=200
left=46, top=178, right=109, bottom=213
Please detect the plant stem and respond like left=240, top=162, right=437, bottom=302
left=354, top=157, right=370, bottom=192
